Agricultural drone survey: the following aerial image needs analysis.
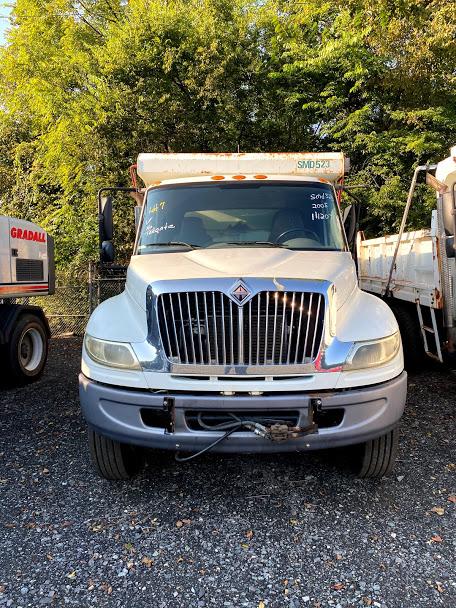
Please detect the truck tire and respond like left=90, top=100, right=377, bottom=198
left=355, top=426, right=399, bottom=479
left=88, top=428, right=145, bottom=480
left=387, top=300, right=425, bottom=371
left=3, top=313, right=49, bottom=384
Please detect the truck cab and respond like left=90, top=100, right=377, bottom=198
left=79, top=153, right=406, bottom=480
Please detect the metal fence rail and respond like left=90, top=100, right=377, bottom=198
left=88, top=277, right=127, bottom=318
left=25, top=285, right=90, bottom=336
left=11, top=266, right=127, bottom=336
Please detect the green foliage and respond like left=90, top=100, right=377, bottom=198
left=264, top=0, right=456, bottom=234
left=0, top=0, right=455, bottom=269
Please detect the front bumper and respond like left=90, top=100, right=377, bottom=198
left=79, top=371, right=407, bottom=453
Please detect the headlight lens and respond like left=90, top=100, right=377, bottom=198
left=84, top=335, right=141, bottom=370
left=343, top=332, right=400, bottom=371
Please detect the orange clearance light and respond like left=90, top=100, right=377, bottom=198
left=211, top=175, right=225, bottom=180
left=254, top=175, right=268, bottom=180
left=151, top=180, right=162, bottom=186
left=318, top=178, right=328, bottom=183
left=232, top=175, right=246, bottom=180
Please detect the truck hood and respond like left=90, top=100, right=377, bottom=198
left=125, top=249, right=357, bottom=310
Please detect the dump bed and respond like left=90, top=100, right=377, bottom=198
left=357, top=212, right=444, bottom=309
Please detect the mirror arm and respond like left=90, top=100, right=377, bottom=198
left=335, top=184, right=369, bottom=192
left=341, top=189, right=363, bottom=207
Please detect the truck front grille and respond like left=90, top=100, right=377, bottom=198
left=157, top=290, right=325, bottom=367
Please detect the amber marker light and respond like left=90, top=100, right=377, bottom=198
left=254, top=175, right=268, bottom=179
left=211, top=175, right=225, bottom=180
left=232, top=175, right=246, bottom=180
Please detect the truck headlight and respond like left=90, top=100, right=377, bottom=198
left=84, top=335, right=141, bottom=370
left=343, top=332, right=400, bottom=371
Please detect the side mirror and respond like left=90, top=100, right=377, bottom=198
left=100, top=195, right=114, bottom=241
left=343, top=204, right=357, bottom=249
left=101, top=240, right=115, bottom=264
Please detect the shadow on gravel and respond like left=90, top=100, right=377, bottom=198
left=142, top=446, right=358, bottom=482
left=1, top=337, right=455, bottom=608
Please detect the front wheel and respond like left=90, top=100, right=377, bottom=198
left=88, top=429, right=145, bottom=480
left=355, top=426, right=399, bottom=479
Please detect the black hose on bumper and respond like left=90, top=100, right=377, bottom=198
left=174, top=412, right=317, bottom=462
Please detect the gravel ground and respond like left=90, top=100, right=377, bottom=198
left=0, top=337, right=455, bottom=608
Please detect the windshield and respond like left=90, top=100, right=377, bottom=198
left=136, top=181, right=346, bottom=253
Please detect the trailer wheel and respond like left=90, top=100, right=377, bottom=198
left=387, top=301, right=425, bottom=371
left=4, top=313, right=48, bottom=384
left=88, top=429, right=145, bottom=480
left=355, top=426, right=399, bottom=479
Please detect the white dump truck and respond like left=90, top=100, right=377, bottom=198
left=79, top=153, right=406, bottom=480
left=0, top=216, right=54, bottom=384
left=358, top=146, right=456, bottom=368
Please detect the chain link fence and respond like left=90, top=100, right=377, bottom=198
left=23, top=285, right=91, bottom=336
left=14, top=265, right=127, bottom=336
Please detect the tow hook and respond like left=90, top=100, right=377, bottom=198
left=242, top=421, right=317, bottom=442
left=267, top=422, right=317, bottom=442
left=263, top=398, right=320, bottom=441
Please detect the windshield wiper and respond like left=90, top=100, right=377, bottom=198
left=209, top=241, right=287, bottom=248
left=144, top=241, right=201, bottom=250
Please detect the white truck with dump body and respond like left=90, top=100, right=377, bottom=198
left=79, top=153, right=406, bottom=480
left=0, top=216, right=54, bottom=384
left=358, top=146, right=456, bottom=368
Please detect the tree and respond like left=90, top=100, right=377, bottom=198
left=263, top=0, right=456, bottom=232
left=0, top=0, right=455, bottom=271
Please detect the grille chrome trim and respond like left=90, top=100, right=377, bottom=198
left=156, top=279, right=327, bottom=375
